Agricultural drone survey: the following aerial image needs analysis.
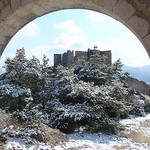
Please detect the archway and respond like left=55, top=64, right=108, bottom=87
left=0, top=0, right=150, bottom=58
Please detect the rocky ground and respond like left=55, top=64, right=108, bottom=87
left=0, top=108, right=69, bottom=149
left=1, top=113, right=150, bottom=150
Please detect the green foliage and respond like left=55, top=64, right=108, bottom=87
left=1, top=47, right=133, bottom=134
left=2, top=48, right=52, bottom=95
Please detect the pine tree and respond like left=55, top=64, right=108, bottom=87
left=3, top=48, right=28, bottom=84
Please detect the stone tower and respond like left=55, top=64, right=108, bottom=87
left=54, top=54, right=62, bottom=67
left=87, top=48, right=112, bottom=66
left=100, top=50, right=112, bottom=66
left=54, top=48, right=112, bottom=67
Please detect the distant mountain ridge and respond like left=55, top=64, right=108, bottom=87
left=122, top=65, right=150, bottom=83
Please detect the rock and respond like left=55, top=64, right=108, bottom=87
left=41, top=123, right=69, bottom=145
left=0, top=108, right=11, bottom=129
left=126, top=77, right=150, bottom=96
left=0, top=121, right=69, bottom=146
left=143, top=94, right=150, bottom=112
left=0, top=134, right=7, bottom=143
left=125, top=90, right=150, bottom=116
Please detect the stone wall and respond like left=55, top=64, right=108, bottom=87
left=74, top=51, right=87, bottom=60
left=87, top=49, right=112, bottom=66
left=54, top=49, right=112, bottom=67
left=126, top=77, right=150, bottom=96
left=54, top=54, right=61, bottom=67
left=100, top=50, right=112, bottom=66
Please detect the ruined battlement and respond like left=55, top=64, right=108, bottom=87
left=54, top=48, right=112, bottom=67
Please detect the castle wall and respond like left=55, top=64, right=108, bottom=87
left=100, top=50, right=112, bottom=66
left=61, top=50, right=74, bottom=66
left=54, top=54, right=62, bottom=67
left=62, top=52, right=68, bottom=66
left=74, top=51, right=87, bottom=60
left=87, top=49, right=112, bottom=66
left=87, top=49, right=99, bottom=59
left=54, top=49, right=112, bottom=67
left=67, top=50, right=74, bottom=64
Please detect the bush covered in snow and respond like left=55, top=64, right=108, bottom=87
left=0, top=83, right=33, bottom=112
left=0, top=47, right=149, bottom=135
left=40, top=65, right=130, bottom=134
left=0, top=121, right=69, bottom=145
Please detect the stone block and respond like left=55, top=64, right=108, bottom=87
left=23, top=12, right=38, bottom=22
left=10, top=0, right=22, bottom=12
left=0, top=4, right=13, bottom=22
left=14, top=8, right=38, bottom=22
left=113, top=0, right=136, bottom=21
left=94, top=0, right=117, bottom=12
left=71, top=0, right=99, bottom=10
left=0, top=35, right=7, bottom=45
left=23, top=3, right=47, bottom=16
left=0, top=23, right=15, bottom=36
left=3, top=14, right=28, bottom=29
left=14, top=7, right=32, bottom=18
left=127, top=15, right=149, bottom=38
left=0, top=1, right=4, bottom=10
left=34, top=0, right=59, bottom=12
left=50, top=0, right=95, bottom=10
left=20, top=0, right=35, bottom=6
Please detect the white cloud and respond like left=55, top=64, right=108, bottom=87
left=17, top=22, right=40, bottom=37
left=108, top=37, right=150, bottom=67
left=86, top=11, right=105, bottom=25
left=53, top=20, right=88, bottom=51
left=54, top=33, right=88, bottom=50
left=54, top=20, right=84, bottom=35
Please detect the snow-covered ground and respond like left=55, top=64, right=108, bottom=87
left=5, top=114, right=150, bottom=150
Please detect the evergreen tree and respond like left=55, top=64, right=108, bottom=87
left=71, top=53, right=112, bottom=85
left=3, top=48, right=28, bottom=85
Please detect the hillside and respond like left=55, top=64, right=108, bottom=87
left=123, top=65, right=150, bottom=83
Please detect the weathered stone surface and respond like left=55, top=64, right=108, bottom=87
left=0, top=23, right=15, bottom=36
left=0, top=0, right=9, bottom=10
left=33, top=0, right=60, bottom=12
left=0, top=4, right=13, bottom=21
left=3, top=14, right=28, bottom=29
left=41, top=123, right=69, bottom=145
left=0, top=36, right=7, bottom=45
left=23, top=3, right=48, bottom=16
left=94, top=0, right=117, bottom=12
left=0, top=108, right=11, bottom=129
left=14, top=7, right=30, bottom=17
left=10, top=0, right=22, bottom=12
left=20, top=0, right=35, bottom=6
left=126, top=77, right=150, bottom=96
left=113, top=0, right=136, bottom=21
left=127, top=15, right=149, bottom=38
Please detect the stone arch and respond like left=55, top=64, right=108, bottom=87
left=0, top=0, right=150, bottom=58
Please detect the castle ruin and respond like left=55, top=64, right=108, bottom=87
left=54, top=48, right=112, bottom=67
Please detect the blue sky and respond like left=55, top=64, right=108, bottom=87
left=0, top=9, right=150, bottom=69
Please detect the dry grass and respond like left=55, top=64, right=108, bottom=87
left=120, top=119, right=150, bottom=146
